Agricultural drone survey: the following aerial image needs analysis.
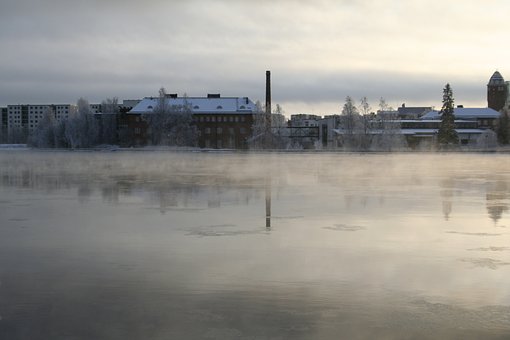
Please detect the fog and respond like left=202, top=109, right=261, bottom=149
left=1, top=151, right=510, bottom=339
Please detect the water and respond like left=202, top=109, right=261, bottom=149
left=0, top=151, right=509, bottom=339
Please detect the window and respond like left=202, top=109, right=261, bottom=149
left=240, top=128, right=246, bottom=134
left=134, top=128, right=141, bottom=134
left=217, top=105, right=223, bottom=110
left=235, top=117, right=239, bottom=122
left=217, top=127, right=222, bottom=134
left=194, top=105, right=200, bottom=110
left=229, top=128, right=234, bottom=135
left=205, top=127, right=211, bottom=134
left=211, top=116, right=216, bottom=122
left=240, top=106, right=246, bottom=109
left=147, top=105, right=153, bottom=109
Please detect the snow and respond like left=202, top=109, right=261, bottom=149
left=421, top=108, right=500, bottom=120
left=130, top=97, right=256, bottom=114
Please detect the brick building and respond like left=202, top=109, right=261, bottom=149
left=129, top=94, right=258, bottom=148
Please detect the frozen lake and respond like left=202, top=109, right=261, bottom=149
left=0, top=151, right=509, bottom=339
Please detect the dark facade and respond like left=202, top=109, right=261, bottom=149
left=117, top=113, right=148, bottom=146
left=487, top=71, right=508, bottom=112
left=194, top=113, right=254, bottom=149
left=1, top=108, right=7, bottom=143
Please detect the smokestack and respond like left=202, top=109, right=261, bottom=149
left=265, top=71, right=271, bottom=115
left=265, top=71, right=272, bottom=135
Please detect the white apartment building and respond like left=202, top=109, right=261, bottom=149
left=7, top=104, right=73, bottom=133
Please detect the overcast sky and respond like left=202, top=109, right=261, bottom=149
left=1, top=0, right=509, bottom=115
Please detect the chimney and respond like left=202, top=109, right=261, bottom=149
left=265, top=71, right=271, bottom=115
left=265, top=71, right=272, bottom=134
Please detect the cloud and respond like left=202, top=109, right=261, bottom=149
left=0, top=0, right=505, bottom=112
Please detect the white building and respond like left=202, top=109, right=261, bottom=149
left=7, top=104, right=73, bottom=133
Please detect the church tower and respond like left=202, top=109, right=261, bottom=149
left=487, top=71, right=508, bottom=111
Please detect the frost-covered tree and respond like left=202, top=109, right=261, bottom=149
left=99, top=97, right=119, bottom=145
left=30, top=107, right=56, bottom=148
left=144, top=89, right=198, bottom=146
left=249, top=101, right=286, bottom=149
left=65, top=98, right=99, bottom=148
left=164, top=95, right=199, bottom=146
left=340, top=96, right=362, bottom=149
left=145, top=88, right=169, bottom=145
left=437, top=84, right=458, bottom=147
left=372, top=97, right=404, bottom=151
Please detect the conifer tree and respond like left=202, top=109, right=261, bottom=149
left=437, top=83, right=458, bottom=146
left=497, top=110, right=509, bottom=145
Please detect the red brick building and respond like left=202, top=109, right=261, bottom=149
left=129, top=94, right=258, bottom=148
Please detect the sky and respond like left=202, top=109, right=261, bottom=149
left=1, top=0, right=509, bottom=116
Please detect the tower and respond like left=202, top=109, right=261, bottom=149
left=487, top=71, right=508, bottom=111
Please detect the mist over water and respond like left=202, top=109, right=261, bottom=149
left=1, top=151, right=510, bottom=339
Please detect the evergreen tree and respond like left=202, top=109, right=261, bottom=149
left=497, top=110, right=509, bottom=145
left=437, top=83, right=458, bottom=146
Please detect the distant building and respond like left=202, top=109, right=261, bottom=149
left=397, top=104, right=432, bottom=119
left=421, top=107, right=500, bottom=129
left=487, top=71, right=508, bottom=112
left=318, top=115, right=341, bottom=148
left=129, top=94, right=257, bottom=148
left=289, top=114, right=321, bottom=127
left=1, top=107, right=7, bottom=143
left=6, top=104, right=73, bottom=134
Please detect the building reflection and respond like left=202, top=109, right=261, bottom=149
left=486, top=180, right=509, bottom=224
left=440, top=178, right=454, bottom=221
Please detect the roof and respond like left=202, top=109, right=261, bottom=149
left=129, top=96, right=257, bottom=114
left=420, top=107, right=500, bottom=120
left=333, top=128, right=485, bottom=136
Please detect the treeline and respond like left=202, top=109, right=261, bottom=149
left=334, top=96, right=406, bottom=151
left=29, top=98, right=120, bottom=148
left=28, top=89, right=199, bottom=148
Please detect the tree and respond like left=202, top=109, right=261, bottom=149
left=99, top=97, right=119, bottom=145
left=145, top=88, right=169, bottom=145
left=144, top=89, right=199, bottom=146
left=65, top=98, right=99, bottom=148
left=340, top=96, right=362, bottom=149
left=496, top=110, right=509, bottom=145
left=30, top=106, right=56, bottom=148
left=373, top=97, right=404, bottom=151
left=437, top=83, right=458, bottom=146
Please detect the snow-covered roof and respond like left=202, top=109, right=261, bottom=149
left=421, top=108, right=500, bottom=120
left=332, top=128, right=485, bottom=136
left=129, top=96, right=256, bottom=114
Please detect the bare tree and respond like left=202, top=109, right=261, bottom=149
left=340, top=96, right=362, bottom=149
left=30, top=106, right=56, bottom=148
left=99, top=97, right=119, bottom=145
left=373, top=97, right=405, bottom=150
left=65, top=98, right=99, bottom=148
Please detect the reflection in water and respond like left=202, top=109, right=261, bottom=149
left=486, top=180, right=510, bottom=224
left=1, top=152, right=510, bottom=339
left=440, top=178, right=454, bottom=221
left=265, top=174, right=271, bottom=229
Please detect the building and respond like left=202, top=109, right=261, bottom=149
left=6, top=104, right=74, bottom=140
left=1, top=107, right=7, bottom=143
left=421, top=107, right=500, bottom=129
left=487, top=71, right=507, bottom=112
left=396, top=104, right=432, bottom=119
left=129, top=94, right=257, bottom=148
left=289, top=114, right=321, bottom=127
